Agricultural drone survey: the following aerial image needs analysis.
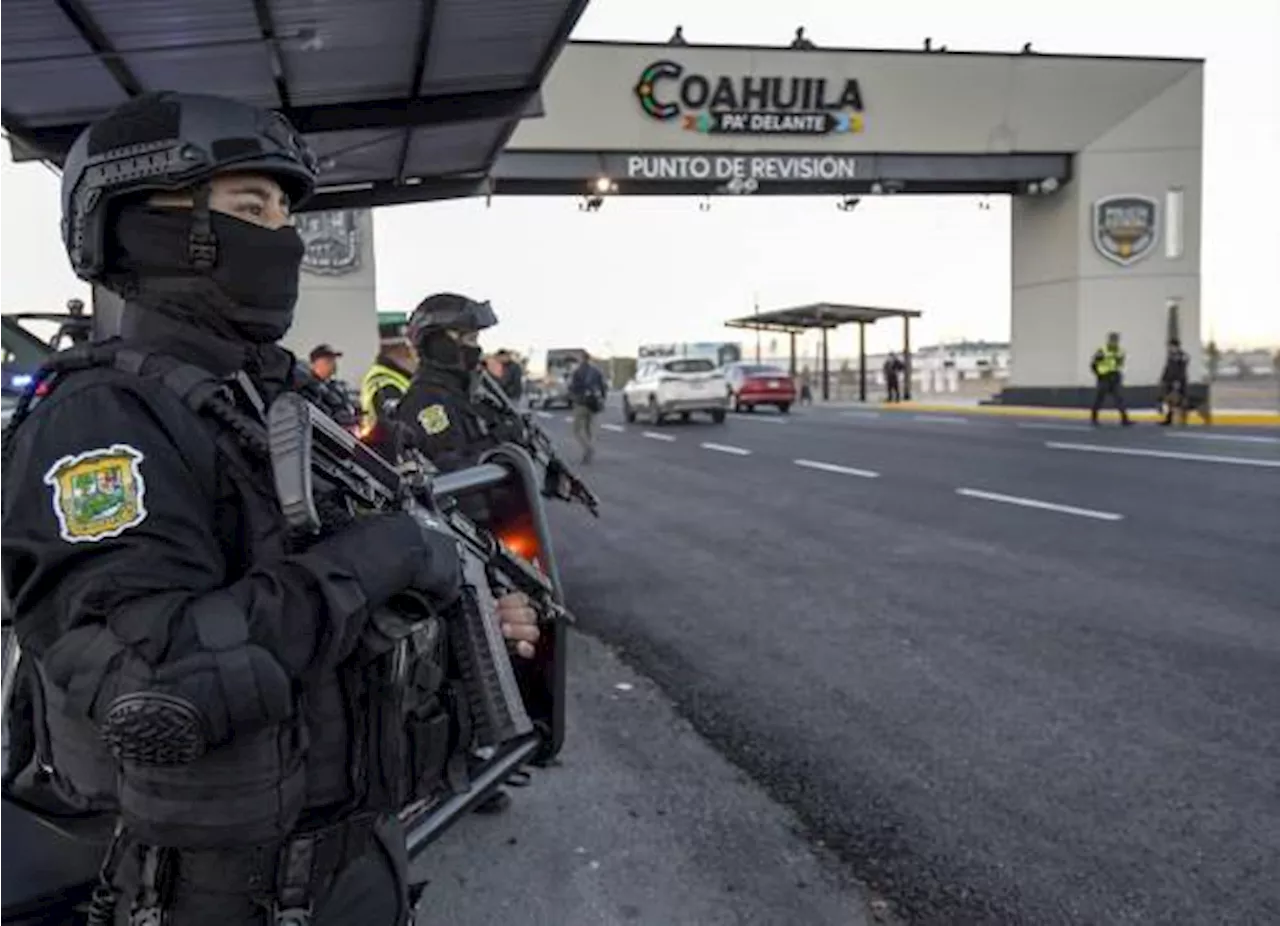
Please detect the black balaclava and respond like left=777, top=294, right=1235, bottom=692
left=420, top=329, right=483, bottom=386
left=108, top=202, right=304, bottom=344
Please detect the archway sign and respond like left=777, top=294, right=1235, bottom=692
left=494, top=40, right=1203, bottom=408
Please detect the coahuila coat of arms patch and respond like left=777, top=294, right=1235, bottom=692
left=43, top=443, right=149, bottom=544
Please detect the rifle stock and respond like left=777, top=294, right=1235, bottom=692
left=267, top=392, right=541, bottom=750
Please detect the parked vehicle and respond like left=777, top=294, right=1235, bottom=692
left=622, top=357, right=727, bottom=424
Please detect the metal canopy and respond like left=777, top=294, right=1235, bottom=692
left=1, top=0, right=589, bottom=212
left=725, top=303, right=922, bottom=335
left=726, top=302, right=922, bottom=402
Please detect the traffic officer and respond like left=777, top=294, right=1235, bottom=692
left=359, top=330, right=416, bottom=456
left=0, top=91, right=540, bottom=925
left=1089, top=331, right=1132, bottom=426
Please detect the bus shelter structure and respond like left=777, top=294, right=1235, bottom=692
left=725, top=303, right=923, bottom=402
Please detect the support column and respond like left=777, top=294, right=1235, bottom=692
left=286, top=208, right=380, bottom=384
left=820, top=327, right=830, bottom=401
left=789, top=331, right=797, bottom=377
left=902, top=316, right=913, bottom=402
left=858, top=322, right=868, bottom=402
left=1005, top=67, right=1202, bottom=406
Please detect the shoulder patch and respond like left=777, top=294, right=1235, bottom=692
left=42, top=443, right=149, bottom=544
left=418, top=404, right=451, bottom=436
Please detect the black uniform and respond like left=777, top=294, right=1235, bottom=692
left=1160, top=347, right=1190, bottom=425
left=397, top=367, right=497, bottom=472
left=1, top=91, right=463, bottom=926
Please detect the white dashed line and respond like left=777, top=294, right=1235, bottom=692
left=1045, top=441, right=1280, bottom=469
left=793, top=459, right=880, bottom=479
left=1016, top=422, right=1095, bottom=433
left=700, top=442, right=752, bottom=456
left=956, top=488, right=1123, bottom=522
left=1164, top=432, right=1280, bottom=446
left=642, top=431, right=677, bottom=442
left=839, top=411, right=882, bottom=420
left=563, top=416, right=574, bottom=423
left=601, top=423, right=626, bottom=433
left=732, top=415, right=788, bottom=424
left=913, top=415, right=969, bottom=424
left=535, top=411, right=554, bottom=419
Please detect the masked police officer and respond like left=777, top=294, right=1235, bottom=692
left=0, top=92, right=539, bottom=925
left=391, top=294, right=535, bottom=814
left=394, top=293, right=500, bottom=470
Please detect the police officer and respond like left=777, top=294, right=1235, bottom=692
left=1090, top=331, right=1132, bottom=426
left=360, top=331, right=417, bottom=456
left=393, top=294, right=537, bottom=815
left=0, top=91, right=540, bottom=925
left=1159, top=338, right=1191, bottom=426
left=395, top=292, right=501, bottom=471
left=301, top=343, right=360, bottom=429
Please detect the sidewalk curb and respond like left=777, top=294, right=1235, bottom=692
left=827, top=402, right=1280, bottom=428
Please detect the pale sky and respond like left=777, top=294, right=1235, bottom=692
left=3, top=0, right=1278, bottom=360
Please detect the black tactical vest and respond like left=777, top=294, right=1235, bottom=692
left=5, top=344, right=457, bottom=850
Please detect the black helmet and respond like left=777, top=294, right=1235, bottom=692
left=60, top=91, right=319, bottom=282
left=406, top=293, right=498, bottom=350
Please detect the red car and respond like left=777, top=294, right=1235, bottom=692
left=723, top=362, right=797, bottom=413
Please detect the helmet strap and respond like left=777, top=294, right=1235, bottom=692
left=187, top=182, right=218, bottom=272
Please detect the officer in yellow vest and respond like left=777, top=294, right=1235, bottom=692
left=1089, top=331, right=1132, bottom=427
left=359, top=329, right=416, bottom=456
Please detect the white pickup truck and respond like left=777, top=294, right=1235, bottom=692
left=622, top=357, right=728, bottom=425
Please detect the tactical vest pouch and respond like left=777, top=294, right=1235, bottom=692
left=360, top=596, right=453, bottom=812
left=116, top=718, right=307, bottom=849
left=112, top=594, right=306, bottom=849
left=27, top=661, right=119, bottom=811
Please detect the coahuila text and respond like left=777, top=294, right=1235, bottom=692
left=625, top=154, right=859, bottom=182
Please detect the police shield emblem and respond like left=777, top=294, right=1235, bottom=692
left=43, top=444, right=149, bottom=544
left=298, top=209, right=362, bottom=275
left=1093, top=195, right=1158, bottom=267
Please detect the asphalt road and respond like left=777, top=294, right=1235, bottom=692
left=533, top=402, right=1280, bottom=926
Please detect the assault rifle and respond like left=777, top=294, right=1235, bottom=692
left=473, top=369, right=601, bottom=518
left=267, top=391, right=567, bottom=752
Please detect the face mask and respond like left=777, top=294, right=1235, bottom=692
left=206, top=211, right=304, bottom=342
left=109, top=206, right=304, bottom=343
left=422, top=331, right=482, bottom=373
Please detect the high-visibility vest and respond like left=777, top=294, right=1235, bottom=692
left=360, top=362, right=412, bottom=420
left=1094, top=345, right=1125, bottom=376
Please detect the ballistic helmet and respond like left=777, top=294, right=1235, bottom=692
left=405, top=293, right=498, bottom=351
left=60, top=91, right=319, bottom=282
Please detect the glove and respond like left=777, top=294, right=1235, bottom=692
left=405, top=506, right=464, bottom=606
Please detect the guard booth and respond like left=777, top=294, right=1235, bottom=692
left=725, top=302, right=922, bottom=401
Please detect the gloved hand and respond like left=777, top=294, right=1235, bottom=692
left=405, top=506, right=464, bottom=606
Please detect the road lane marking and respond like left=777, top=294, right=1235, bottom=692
left=1016, top=423, right=1095, bottom=433
left=700, top=442, right=752, bottom=456
left=563, top=416, right=574, bottom=423
left=601, top=423, right=626, bottom=433
left=1165, top=432, right=1280, bottom=446
left=1045, top=441, right=1280, bottom=469
left=535, top=411, right=554, bottom=419
left=793, top=459, right=880, bottom=479
left=642, top=431, right=676, bottom=442
left=914, top=415, right=969, bottom=424
left=956, top=488, right=1123, bottom=522
left=839, top=411, right=882, bottom=419
left=732, top=415, right=788, bottom=424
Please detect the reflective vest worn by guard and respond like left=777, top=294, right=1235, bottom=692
left=360, top=353, right=413, bottom=451
left=1092, top=345, right=1125, bottom=378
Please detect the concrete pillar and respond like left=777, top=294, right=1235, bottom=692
left=283, top=208, right=380, bottom=383
left=1006, top=68, right=1202, bottom=406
